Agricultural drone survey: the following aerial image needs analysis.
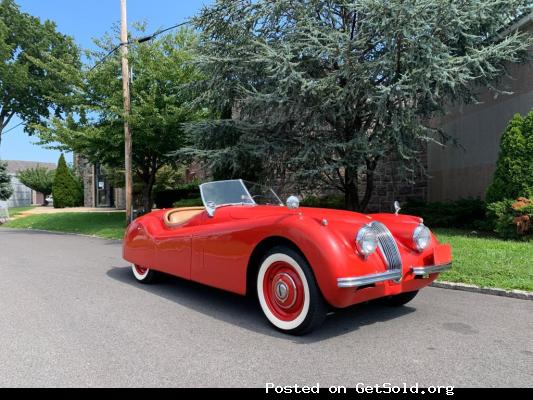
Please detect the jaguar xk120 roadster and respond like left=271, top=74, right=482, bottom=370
left=123, top=179, right=452, bottom=335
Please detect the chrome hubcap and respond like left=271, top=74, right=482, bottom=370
left=272, top=272, right=297, bottom=309
left=275, top=282, right=289, bottom=301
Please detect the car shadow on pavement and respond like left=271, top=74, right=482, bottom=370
left=107, top=266, right=415, bottom=344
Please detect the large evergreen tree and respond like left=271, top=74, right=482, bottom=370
left=0, top=0, right=81, bottom=147
left=0, top=159, right=12, bottom=200
left=189, top=0, right=533, bottom=211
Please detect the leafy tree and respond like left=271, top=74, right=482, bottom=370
left=189, top=0, right=533, bottom=211
left=37, top=28, right=205, bottom=212
left=0, top=0, right=81, bottom=147
left=0, top=159, right=12, bottom=200
left=17, top=166, right=55, bottom=203
left=52, top=154, right=81, bottom=208
left=486, top=113, right=533, bottom=203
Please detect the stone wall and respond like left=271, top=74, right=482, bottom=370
left=114, top=188, right=126, bottom=210
left=364, top=150, right=428, bottom=212
left=75, top=155, right=95, bottom=208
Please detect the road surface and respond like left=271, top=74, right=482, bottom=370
left=0, top=228, right=531, bottom=388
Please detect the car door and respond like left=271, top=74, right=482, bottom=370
left=190, top=207, right=253, bottom=295
left=153, top=226, right=196, bottom=279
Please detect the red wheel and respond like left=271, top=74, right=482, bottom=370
left=257, top=246, right=327, bottom=335
left=131, top=264, right=156, bottom=283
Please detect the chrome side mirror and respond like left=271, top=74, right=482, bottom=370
left=393, top=200, right=401, bottom=215
left=206, top=201, right=216, bottom=218
left=286, top=195, right=300, bottom=209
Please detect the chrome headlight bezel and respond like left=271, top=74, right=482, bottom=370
left=413, top=224, right=431, bottom=252
left=355, top=225, right=378, bottom=257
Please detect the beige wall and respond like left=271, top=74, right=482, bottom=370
left=428, top=22, right=533, bottom=201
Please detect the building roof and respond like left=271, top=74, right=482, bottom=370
left=4, top=160, right=56, bottom=174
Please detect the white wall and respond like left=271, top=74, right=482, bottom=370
left=6, top=174, right=33, bottom=208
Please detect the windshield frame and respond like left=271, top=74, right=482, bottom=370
left=199, top=179, right=283, bottom=215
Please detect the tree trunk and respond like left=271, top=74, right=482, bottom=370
left=141, top=176, right=155, bottom=213
left=360, top=159, right=378, bottom=212
left=0, top=110, right=15, bottom=149
left=344, top=166, right=360, bottom=211
left=343, top=160, right=378, bottom=213
left=140, top=160, right=160, bottom=213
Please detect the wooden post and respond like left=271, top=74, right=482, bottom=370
left=120, top=0, right=133, bottom=224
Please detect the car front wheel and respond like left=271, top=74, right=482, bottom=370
left=257, top=246, right=327, bottom=335
left=131, top=264, right=156, bottom=283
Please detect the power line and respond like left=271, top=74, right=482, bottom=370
left=1, top=121, right=24, bottom=134
left=88, top=7, right=222, bottom=73
left=135, top=20, right=190, bottom=44
left=88, top=20, right=190, bottom=72
left=88, top=44, right=122, bottom=72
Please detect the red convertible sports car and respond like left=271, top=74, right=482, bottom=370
left=123, top=179, right=452, bottom=335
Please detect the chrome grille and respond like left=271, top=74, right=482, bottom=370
left=369, top=222, right=402, bottom=271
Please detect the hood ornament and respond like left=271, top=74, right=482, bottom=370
left=393, top=201, right=401, bottom=215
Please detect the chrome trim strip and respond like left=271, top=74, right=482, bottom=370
left=337, top=270, right=402, bottom=288
left=411, top=263, right=452, bottom=276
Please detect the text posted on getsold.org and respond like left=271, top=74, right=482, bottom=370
left=265, top=382, right=455, bottom=396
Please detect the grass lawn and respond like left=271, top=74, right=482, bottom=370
left=2, top=212, right=126, bottom=240
left=434, top=228, right=533, bottom=292
left=2, top=213, right=531, bottom=291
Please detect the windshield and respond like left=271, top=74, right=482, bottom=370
left=199, top=179, right=282, bottom=209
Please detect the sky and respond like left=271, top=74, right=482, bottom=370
left=0, top=0, right=213, bottom=164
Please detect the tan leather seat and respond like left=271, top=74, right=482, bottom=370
left=164, top=207, right=205, bottom=227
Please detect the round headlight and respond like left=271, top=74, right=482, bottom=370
left=413, top=224, right=431, bottom=252
left=356, top=226, right=378, bottom=257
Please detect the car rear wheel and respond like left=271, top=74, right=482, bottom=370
left=256, top=246, right=327, bottom=335
left=131, top=264, right=156, bottom=283
left=382, top=290, right=419, bottom=306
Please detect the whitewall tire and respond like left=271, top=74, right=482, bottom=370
left=131, top=264, right=156, bottom=283
left=256, top=246, right=327, bottom=335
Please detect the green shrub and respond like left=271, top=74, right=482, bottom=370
left=487, top=198, right=532, bottom=240
left=402, top=198, right=488, bottom=230
left=172, top=197, right=203, bottom=208
left=301, top=194, right=345, bottom=209
left=486, top=112, right=533, bottom=203
left=154, top=183, right=200, bottom=208
left=52, top=154, right=83, bottom=208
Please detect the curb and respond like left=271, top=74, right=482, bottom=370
left=0, top=227, right=122, bottom=243
left=431, top=281, right=533, bottom=301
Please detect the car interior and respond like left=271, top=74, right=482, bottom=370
left=164, top=207, right=205, bottom=227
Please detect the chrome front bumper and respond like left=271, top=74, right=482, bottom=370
left=337, top=263, right=452, bottom=288
left=411, top=263, right=452, bottom=276
left=337, top=270, right=402, bottom=288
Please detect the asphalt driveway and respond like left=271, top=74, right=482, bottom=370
left=0, top=228, right=531, bottom=388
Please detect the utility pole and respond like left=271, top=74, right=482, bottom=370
left=120, top=0, right=133, bottom=224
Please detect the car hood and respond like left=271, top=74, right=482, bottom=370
left=229, top=205, right=426, bottom=249
left=229, top=205, right=372, bottom=225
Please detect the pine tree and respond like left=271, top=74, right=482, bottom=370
left=0, top=159, right=13, bottom=201
left=52, top=154, right=81, bottom=208
left=486, top=113, right=533, bottom=203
